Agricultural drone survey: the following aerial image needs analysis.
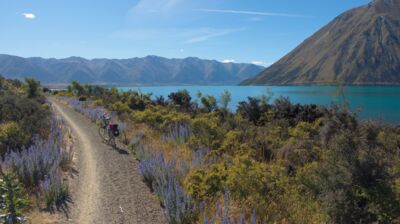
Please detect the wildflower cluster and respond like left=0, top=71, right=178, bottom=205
left=132, top=113, right=258, bottom=223
left=161, top=123, right=192, bottom=145
left=135, top=142, right=196, bottom=224
left=203, top=191, right=258, bottom=224
left=1, top=116, right=72, bottom=208
left=58, top=96, right=107, bottom=122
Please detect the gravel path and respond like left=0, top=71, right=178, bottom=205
left=51, top=99, right=166, bottom=224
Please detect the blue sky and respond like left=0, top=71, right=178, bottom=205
left=0, top=0, right=370, bottom=65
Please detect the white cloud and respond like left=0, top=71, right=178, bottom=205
left=196, top=9, right=310, bottom=18
left=222, top=59, right=235, bottom=63
left=251, top=61, right=265, bottom=65
left=22, top=13, right=35, bottom=19
left=251, top=61, right=272, bottom=66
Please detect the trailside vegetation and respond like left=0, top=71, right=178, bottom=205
left=59, top=82, right=400, bottom=224
left=0, top=76, right=73, bottom=223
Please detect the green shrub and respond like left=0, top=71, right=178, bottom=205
left=0, top=95, right=50, bottom=141
left=0, top=173, right=29, bottom=224
left=93, top=99, right=104, bottom=106
left=288, top=119, right=321, bottom=143
left=225, top=155, right=268, bottom=203
left=0, top=122, right=25, bottom=156
left=184, top=163, right=228, bottom=202
left=127, top=91, right=152, bottom=111
left=190, top=114, right=224, bottom=149
left=109, top=101, right=131, bottom=116
left=132, top=106, right=190, bottom=130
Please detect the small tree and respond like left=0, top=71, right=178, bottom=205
left=70, top=81, right=85, bottom=96
left=24, top=78, right=40, bottom=98
left=200, top=95, right=217, bottom=112
left=220, top=89, right=231, bottom=110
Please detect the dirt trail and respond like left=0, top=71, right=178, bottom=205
left=51, top=99, right=166, bottom=224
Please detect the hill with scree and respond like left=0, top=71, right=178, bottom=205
left=242, top=0, right=400, bottom=85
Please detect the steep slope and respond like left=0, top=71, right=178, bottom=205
left=242, top=0, right=400, bottom=85
left=0, top=55, right=263, bottom=85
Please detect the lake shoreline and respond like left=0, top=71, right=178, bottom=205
left=117, top=86, right=400, bottom=123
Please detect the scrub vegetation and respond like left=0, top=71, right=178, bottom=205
left=57, top=81, right=400, bottom=224
left=0, top=76, right=73, bottom=223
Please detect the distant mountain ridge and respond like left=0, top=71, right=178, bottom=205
left=0, top=54, right=263, bottom=85
left=242, top=0, right=400, bottom=85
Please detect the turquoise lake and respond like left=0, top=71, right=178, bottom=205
left=118, top=86, right=400, bottom=123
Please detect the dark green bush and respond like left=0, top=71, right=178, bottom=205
left=168, top=90, right=193, bottom=112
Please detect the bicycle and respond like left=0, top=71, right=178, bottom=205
left=98, top=113, right=120, bottom=148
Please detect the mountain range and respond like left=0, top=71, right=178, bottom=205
left=0, top=54, right=263, bottom=85
left=242, top=0, right=400, bottom=85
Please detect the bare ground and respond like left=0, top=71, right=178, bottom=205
left=49, top=99, right=166, bottom=224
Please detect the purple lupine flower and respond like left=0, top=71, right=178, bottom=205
left=42, top=164, right=68, bottom=208
left=223, top=190, right=231, bottom=224
left=250, top=209, right=257, bottom=224
left=0, top=115, right=71, bottom=189
left=240, top=212, right=246, bottom=224
left=135, top=142, right=195, bottom=223
left=58, top=96, right=109, bottom=122
left=161, top=123, right=192, bottom=145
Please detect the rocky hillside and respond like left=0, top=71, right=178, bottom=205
left=0, top=54, right=263, bottom=85
left=242, top=0, right=400, bottom=85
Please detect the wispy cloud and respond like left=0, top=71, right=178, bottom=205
left=131, top=0, right=183, bottom=14
left=109, top=27, right=243, bottom=45
left=185, top=28, right=244, bottom=44
left=22, top=13, right=36, bottom=19
left=196, top=9, right=310, bottom=18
